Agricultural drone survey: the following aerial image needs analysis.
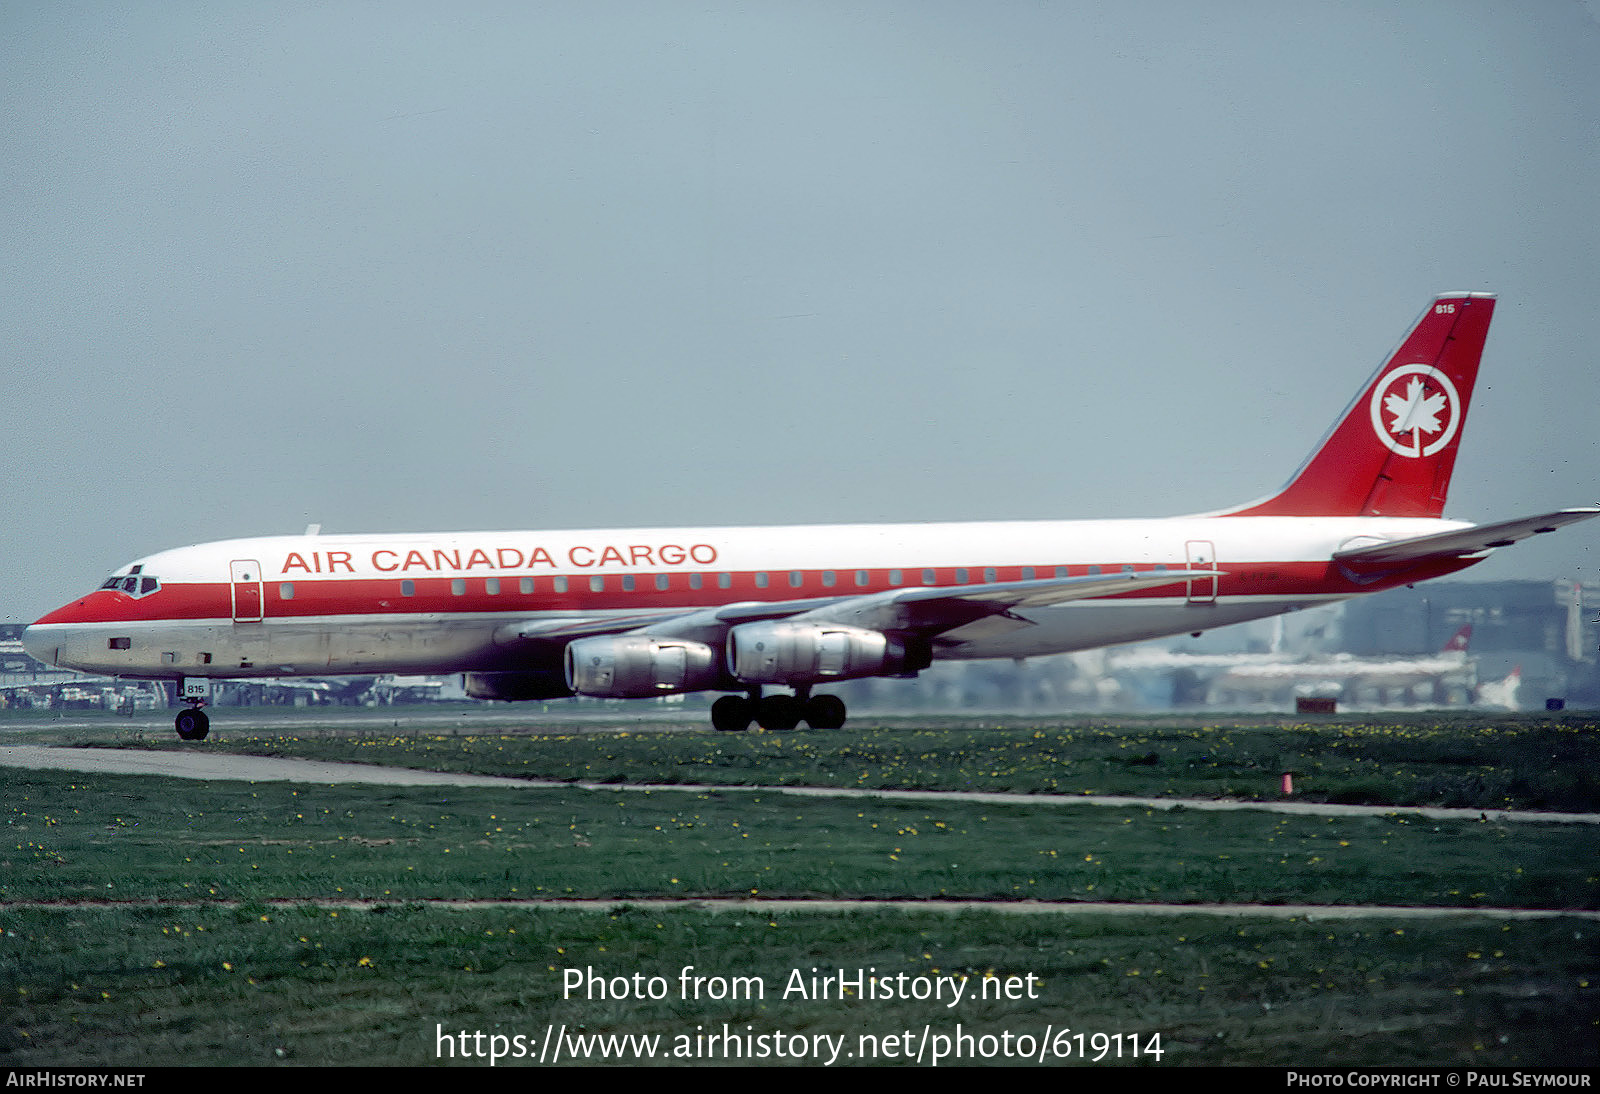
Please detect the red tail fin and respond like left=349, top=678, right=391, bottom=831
left=1224, top=293, right=1495, bottom=518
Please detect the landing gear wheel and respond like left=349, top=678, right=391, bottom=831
left=175, top=707, right=210, bottom=741
left=757, top=694, right=803, bottom=730
left=711, top=696, right=752, bottom=732
left=804, top=694, right=847, bottom=730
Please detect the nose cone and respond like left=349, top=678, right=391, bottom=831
left=21, top=622, right=60, bottom=668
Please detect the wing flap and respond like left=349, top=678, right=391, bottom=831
left=1334, top=508, right=1599, bottom=570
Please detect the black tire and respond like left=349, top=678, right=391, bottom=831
left=175, top=708, right=210, bottom=741
left=757, top=694, right=803, bottom=730
left=710, top=695, right=752, bottom=732
left=804, top=694, right=847, bottom=730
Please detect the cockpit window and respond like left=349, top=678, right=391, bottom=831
left=102, top=575, right=161, bottom=598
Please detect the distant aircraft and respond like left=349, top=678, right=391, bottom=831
left=23, top=293, right=1598, bottom=739
left=1475, top=665, right=1523, bottom=711
left=1199, top=625, right=1477, bottom=709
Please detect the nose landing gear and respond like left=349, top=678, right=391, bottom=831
left=175, top=701, right=210, bottom=741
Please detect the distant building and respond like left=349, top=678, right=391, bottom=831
left=1338, top=580, right=1597, bottom=707
left=0, top=623, right=45, bottom=674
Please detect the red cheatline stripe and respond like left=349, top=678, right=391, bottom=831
left=34, top=556, right=1476, bottom=626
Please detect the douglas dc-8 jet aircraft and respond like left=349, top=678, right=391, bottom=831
left=24, top=294, right=1598, bottom=739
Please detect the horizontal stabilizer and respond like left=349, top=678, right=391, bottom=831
left=1334, top=507, right=1600, bottom=571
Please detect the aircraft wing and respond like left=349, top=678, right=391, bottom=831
left=785, top=569, right=1221, bottom=635
left=492, top=611, right=688, bottom=646
left=493, top=570, right=1220, bottom=649
left=1334, top=507, right=1600, bottom=573
left=792, top=569, right=1224, bottom=649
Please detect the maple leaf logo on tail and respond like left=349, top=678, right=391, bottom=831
left=1368, top=364, right=1461, bottom=458
left=1384, top=377, right=1449, bottom=452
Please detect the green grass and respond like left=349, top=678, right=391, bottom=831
left=111, top=712, right=1600, bottom=812
left=4, top=904, right=1595, bottom=1066
left=4, top=769, right=1595, bottom=908
left=5, top=712, right=1599, bottom=1066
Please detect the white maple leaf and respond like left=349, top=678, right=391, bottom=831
left=1383, top=378, right=1447, bottom=436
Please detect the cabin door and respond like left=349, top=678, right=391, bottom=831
left=231, top=560, right=264, bottom=622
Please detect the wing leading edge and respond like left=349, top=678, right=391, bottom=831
left=1334, top=507, right=1600, bottom=574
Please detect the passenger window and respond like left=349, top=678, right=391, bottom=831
left=279, top=583, right=294, bottom=599
left=486, top=578, right=500, bottom=595
left=789, top=571, right=803, bottom=588
left=1056, top=566, right=1069, bottom=578
left=984, top=567, right=997, bottom=583
left=451, top=579, right=466, bottom=595
left=656, top=574, right=670, bottom=590
left=1022, top=566, right=1036, bottom=581
left=590, top=576, right=605, bottom=592
left=717, top=573, right=731, bottom=589
left=922, top=569, right=936, bottom=585
left=889, top=569, right=903, bottom=586
left=401, top=580, right=415, bottom=596
left=755, top=573, right=769, bottom=588
left=689, top=573, right=704, bottom=590
left=622, top=575, right=635, bottom=591
left=553, top=576, right=568, bottom=593
left=520, top=577, right=534, bottom=594
left=1088, top=565, right=1101, bottom=576
left=956, top=568, right=969, bottom=584
left=855, top=570, right=869, bottom=587
left=822, top=571, right=836, bottom=587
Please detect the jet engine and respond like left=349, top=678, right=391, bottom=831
left=727, top=622, right=927, bottom=686
left=564, top=635, right=722, bottom=698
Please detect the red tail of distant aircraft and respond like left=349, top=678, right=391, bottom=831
left=25, top=293, right=1597, bottom=738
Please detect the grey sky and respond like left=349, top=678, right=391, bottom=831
left=3, top=2, right=1597, bottom=622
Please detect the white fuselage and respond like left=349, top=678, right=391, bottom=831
left=24, top=514, right=1476, bottom=681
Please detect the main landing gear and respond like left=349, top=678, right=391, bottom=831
left=710, top=687, right=847, bottom=732
left=175, top=701, right=210, bottom=741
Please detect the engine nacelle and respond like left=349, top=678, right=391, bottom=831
left=564, top=635, right=721, bottom=698
left=727, top=622, right=926, bottom=686
left=465, top=670, right=573, bottom=702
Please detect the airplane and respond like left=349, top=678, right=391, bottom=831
left=1104, top=623, right=1477, bottom=708
left=1200, top=624, right=1477, bottom=709
left=22, top=292, right=1599, bottom=740
left=1475, top=665, right=1523, bottom=711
